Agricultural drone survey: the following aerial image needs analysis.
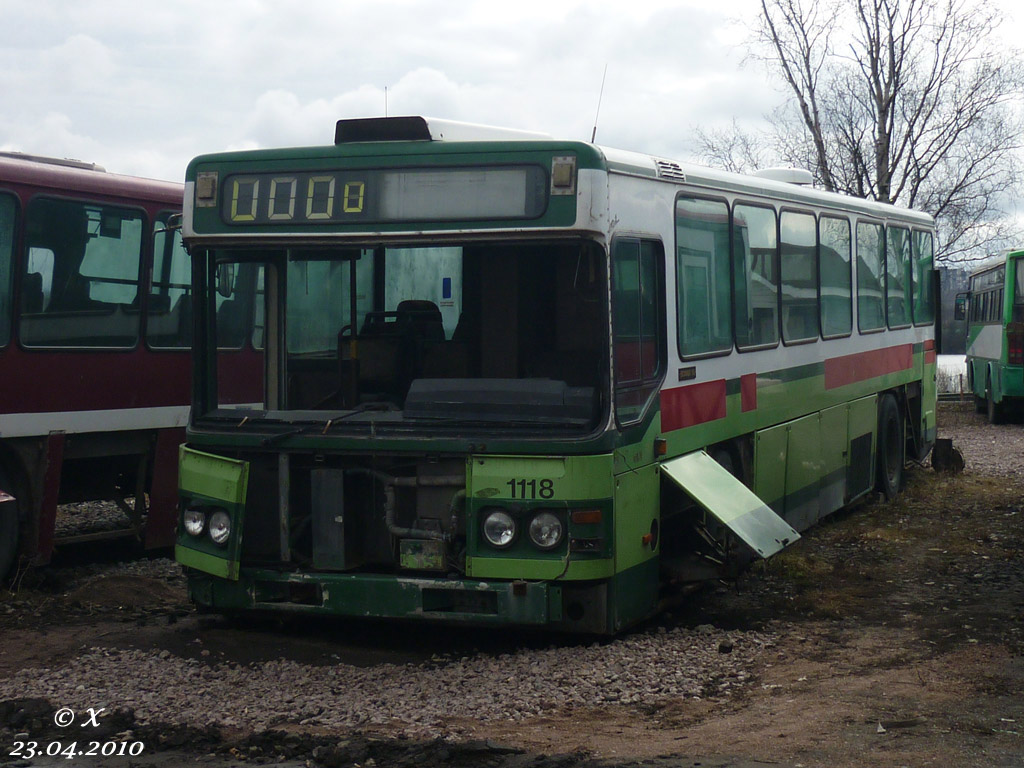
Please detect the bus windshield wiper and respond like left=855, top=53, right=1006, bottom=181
left=260, top=425, right=313, bottom=447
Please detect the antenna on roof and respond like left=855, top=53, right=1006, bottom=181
left=590, top=64, right=608, bottom=143
left=385, top=86, right=388, bottom=118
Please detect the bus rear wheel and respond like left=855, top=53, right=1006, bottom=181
left=986, top=382, right=1004, bottom=425
left=876, top=394, right=904, bottom=500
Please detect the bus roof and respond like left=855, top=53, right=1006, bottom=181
left=0, top=152, right=182, bottom=205
left=186, top=115, right=934, bottom=228
left=968, top=249, right=1024, bottom=277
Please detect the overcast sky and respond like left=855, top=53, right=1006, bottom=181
left=1, top=0, right=1021, bottom=184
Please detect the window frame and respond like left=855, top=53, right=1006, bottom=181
left=673, top=192, right=733, bottom=361
left=817, top=213, right=853, bottom=340
left=910, top=228, right=935, bottom=327
left=855, top=218, right=886, bottom=335
left=610, top=234, right=666, bottom=427
left=732, top=200, right=781, bottom=353
left=146, top=209, right=193, bottom=351
left=884, top=223, right=913, bottom=330
left=17, top=194, right=148, bottom=351
left=778, top=206, right=820, bottom=346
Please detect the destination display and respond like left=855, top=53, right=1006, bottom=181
left=221, top=165, right=548, bottom=226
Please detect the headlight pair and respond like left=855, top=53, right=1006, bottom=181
left=482, top=508, right=564, bottom=551
left=182, top=505, right=232, bottom=546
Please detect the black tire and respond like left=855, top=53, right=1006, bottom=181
left=876, top=395, right=904, bottom=500
left=0, top=469, right=20, bottom=580
left=986, top=380, right=1004, bottom=425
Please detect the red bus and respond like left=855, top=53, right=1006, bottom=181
left=0, top=152, right=262, bottom=577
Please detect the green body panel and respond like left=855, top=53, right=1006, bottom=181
left=754, top=425, right=788, bottom=514
left=818, top=404, right=851, bottom=510
left=465, top=557, right=612, bottom=580
left=750, top=395, right=884, bottom=526
left=465, top=454, right=615, bottom=579
left=467, top=454, right=615, bottom=500
left=176, top=447, right=250, bottom=581
left=968, top=357, right=1024, bottom=402
left=612, top=463, right=660, bottom=572
left=175, top=544, right=235, bottom=580
left=178, top=446, right=249, bottom=505
left=783, top=413, right=824, bottom=529
left=609, top=555, right=660, bottom=632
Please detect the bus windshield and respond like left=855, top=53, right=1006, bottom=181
left=204, top=240, right=608, bottom=432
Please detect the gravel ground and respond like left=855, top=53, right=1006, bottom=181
left=2, top=399, right=1021, bottom=767
left=1, top=623, right=772, bottom=737
left=934, top=399, right=1024, bottom=477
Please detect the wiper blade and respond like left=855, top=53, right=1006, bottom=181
left=260, top=425, right=313, bottom=447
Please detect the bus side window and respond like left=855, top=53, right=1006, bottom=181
left=733, top=204, right=779, bottom=349
left=612, top=238, right=664, bottom=423
left=780, top=210, right=818, bottom=343
left=820, top=216, right=852, bottom=337
left=20, top=198, right=143, bottom=348
left=856, top=221, right=885, bottom=332
left=675, top=196, right=731, bottom=357
left=147, top=217, right=192, bottom=348
left=912, top=230, right=935, bottom=325
left=953, top=293, right=967, bottom=321
left=886, top=225, right=911, bottom=328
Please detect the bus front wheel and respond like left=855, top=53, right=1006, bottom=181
left=876, top=394, right=904, bottom=500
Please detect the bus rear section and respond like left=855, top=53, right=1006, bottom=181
left=963, top=251, right=1024, bottom=422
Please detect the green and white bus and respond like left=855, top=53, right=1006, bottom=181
left=960, top=251, right=1024, bottom=423
left=174, top=116, right=937, bottom=633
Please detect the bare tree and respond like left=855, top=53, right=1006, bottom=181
left=698, top=0, right=1024, bottom=263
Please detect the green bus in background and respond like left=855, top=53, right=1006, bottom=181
left=960, top=251, right=1024, bottom=423
left=174, top=117, right=937, bottom=634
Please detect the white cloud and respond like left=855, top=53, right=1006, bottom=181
left=0, top=0, right=805, bottom=180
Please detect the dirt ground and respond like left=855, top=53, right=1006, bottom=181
left=3, top=400, right=1024, bottom=768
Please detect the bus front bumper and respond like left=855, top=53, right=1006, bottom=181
left=186, top=568, right=574, bottom=627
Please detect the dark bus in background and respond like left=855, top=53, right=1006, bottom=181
left=0, top=152, right=262, bottom=578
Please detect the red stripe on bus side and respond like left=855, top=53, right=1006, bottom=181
left=924, top=338, right=936, bottom=363
left=824, top=343, right=914, bottom=390
left=740, top=373, right=757, bottom=412
left=661, top=379, right=727, bottom=431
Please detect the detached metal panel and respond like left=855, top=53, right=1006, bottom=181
left=660, top=450, right=799, bottom=559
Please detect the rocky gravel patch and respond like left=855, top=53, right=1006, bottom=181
left=935, top=400, right=1024, bottom=477
left=0, top=623, right=774, bottom=738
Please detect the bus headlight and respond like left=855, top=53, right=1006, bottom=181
left=528, top=512, right=564, bottom=550
left=183, top=507, right=206, bottom=537
left=208, top=509, right=232, bottom=546
left=482, top=509, right=516, bottom=549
